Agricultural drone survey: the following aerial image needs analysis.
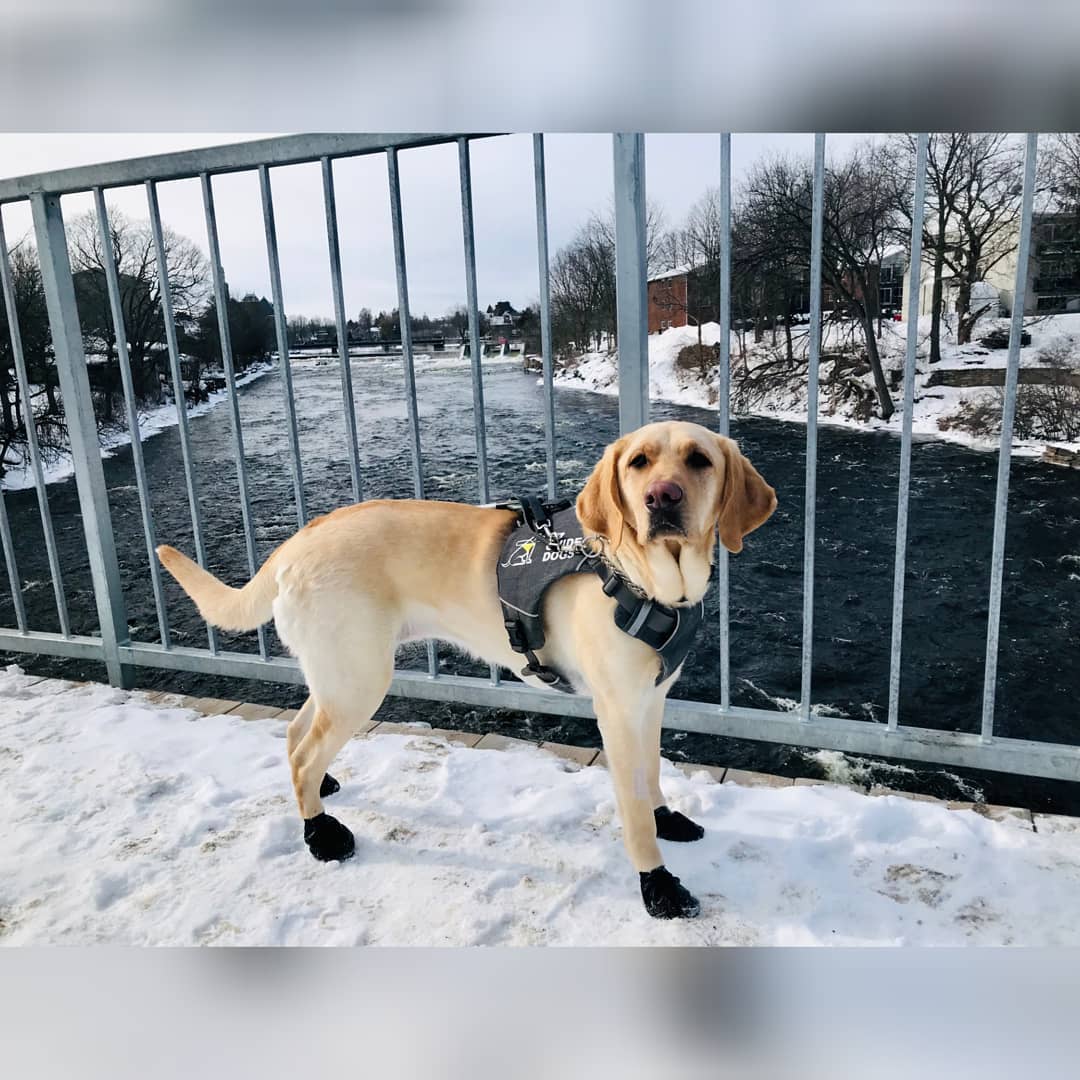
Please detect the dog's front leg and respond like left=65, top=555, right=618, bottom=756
left=595, top=694, right=700, bottom=920
left=644, top=695, right=705, bottom=844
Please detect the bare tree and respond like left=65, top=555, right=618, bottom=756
left=743, top=143, right=905, bottom=419
left=680, top=188, right=724, bottom=348
left=1043, top=133, right=1080, bottom=213
left=550, top=220, right=614, bottom=351
left=734, top=179, right=816, bottom=360
left=588, top=200, right=669, bottom=277
left=447, top=305, right=470, bottom=343
left=652, top=228, right=687, bottom=274
left=941, top=136, right=1023, bottom=343
left=891, top=134, right=960, bottom=364
left=891, top=134, right=1024, bottom=354
left=0, top=241, right=63, bottom=472
left=549, top=201, right=665, bottom=353
left=66, top=208, right=209, bottom=421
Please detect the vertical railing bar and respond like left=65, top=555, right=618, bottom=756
left=981, top=132, right=1038, bottom=743
left=457, top=137, right=491, bottom=506
left=386, top=149, right=426, bottom=503
left=799, top=133, right=826, bottom=721
left=259, top=165, right=307, bottom=529
left=0, top=210, right=70, bottom=636
left=386, top=147, right=438, bottom=680
left=456, top=137, right=500, bottom=685
left=533, top=134, right=558, bottom=500
left=0, top=218, right=18, bottom=676
left=199, top=172, right=268, bottom=660
left=30, top=192, right=133, bottom=687
left=717, top=133, right=732, bottom=713
left=612, top=134, right=650, bottom=435
left=93, top=187, right=172, bottom=649
left=0, top=488, right=27, bottom=632
left=321, top=156, right=364, bottom=504
left=146, top=181, right=218, bottom=654
left=887, top=133, right=929, bottom=732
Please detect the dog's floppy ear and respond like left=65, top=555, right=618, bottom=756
left=715, top=435, right=777, bottom=554
left=577, top=436, right=628, bottom=551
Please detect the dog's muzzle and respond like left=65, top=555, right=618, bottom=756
left=647, top=507, right=686, bottom=541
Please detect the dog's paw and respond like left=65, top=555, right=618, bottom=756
left=319, top=772, right=341, bottom=799
left=639, top=866, right=701, bottom=919
left=303, top=813, right=355, bottom=862
left=654, top=805, right=705, bottom=842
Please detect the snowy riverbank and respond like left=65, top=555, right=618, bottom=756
left=3, top=666, right=1079, bottom=946
left=554, top=315, right=1080, bottom=460
left=1, top=361, right=274, bottom=492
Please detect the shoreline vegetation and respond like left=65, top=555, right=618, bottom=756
left=552, top=314, right=1080, bottom=465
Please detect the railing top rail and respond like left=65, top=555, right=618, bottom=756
left=0, top=132, right=501, bottom=205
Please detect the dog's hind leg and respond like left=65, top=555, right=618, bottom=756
left=286, top=697, right=340, bottom=800
left=286, top=697, right=315, bottom=759
left=292, top=707, right=357, bottom=861
left=289, top=659, right=393, bottom=862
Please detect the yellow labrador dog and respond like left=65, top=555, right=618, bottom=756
left=157, top=420, right=776, bottom=919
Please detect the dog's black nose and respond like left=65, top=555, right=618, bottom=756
left=645, top=481, right=683, bottom=511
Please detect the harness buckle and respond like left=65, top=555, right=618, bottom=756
left=601, top=571, right=622, bottom=597
left=521, top=495, right=549, bottom=534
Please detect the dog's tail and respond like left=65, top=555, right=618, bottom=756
left=156, top=545, right=279, bottom=631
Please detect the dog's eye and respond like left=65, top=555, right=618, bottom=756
left=628, top=453, right=648, bottom=469
left=687, top=450, right=712, bottom=469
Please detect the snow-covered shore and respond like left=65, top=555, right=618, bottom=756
left=554, top=315, right=1080, bottom=460
left=3, top=665, right=1079, bottom=946
left=1, top=361, right=274, bottom=492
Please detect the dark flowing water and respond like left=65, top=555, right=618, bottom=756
left=4, top=356, right=1080, bottom=811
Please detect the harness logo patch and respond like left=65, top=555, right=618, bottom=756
left=502, top=530, right=581, bottom=568
left=541, top=531, right=579, bottom=562
left=502, top=538, right=537, bottom=567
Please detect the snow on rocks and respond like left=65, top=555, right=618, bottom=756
left=554, top=314, right=1080, bottom=459
left=2, top=665, right=1079, bottom=945
left=0, top=361, right=274, bottom=492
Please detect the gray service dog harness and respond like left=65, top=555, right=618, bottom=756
left=495, top=495, right=705, bottom=694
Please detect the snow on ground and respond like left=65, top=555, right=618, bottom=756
left=3, top=665, right=1079, bottom=946
left=0, top=361, right=274, bottom=492
left=555, top=314, right=1080, bottom=458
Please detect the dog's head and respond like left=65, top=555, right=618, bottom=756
left=576, top=421, right=776, bottom=601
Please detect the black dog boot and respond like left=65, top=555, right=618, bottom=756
left=640, top=866, right=701, bottom=919
left=654, top=804, right=705, bottom=842
left=303, top=813, right=355, bottom=862
left=319, top=772, right=341, bottom=798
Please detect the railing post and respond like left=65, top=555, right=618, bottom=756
left=799, top=133, right=826, bottom=722
left=717, top=132, right=732, bottom=712
left=888, top=132, right=929, bottom=732
left=30, top=192, right=134, bottom=688
left=981, top=131, right=1039, bottom=743
left=533, top=134, right=558, bottom=500
left=612, top=133, right=649, bottom=435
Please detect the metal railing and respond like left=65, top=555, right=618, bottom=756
left=1, top=131, right=1075, bottom=783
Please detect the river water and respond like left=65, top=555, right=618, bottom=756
left=4, top=356, right=1080, bottom=811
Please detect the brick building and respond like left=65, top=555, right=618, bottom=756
left=647, top=264, right=718, bottom=333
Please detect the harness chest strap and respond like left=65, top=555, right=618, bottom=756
left=495, top=498, right=705, bottom=693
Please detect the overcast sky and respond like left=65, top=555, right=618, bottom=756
left=0, top=133, right=866, bottom=321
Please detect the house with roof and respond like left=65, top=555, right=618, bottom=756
left=647, top=262, right=719, bottom=333
left=901, top=212, right=1080, bottom=319
left=485, top=301, right=520, bottom=327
